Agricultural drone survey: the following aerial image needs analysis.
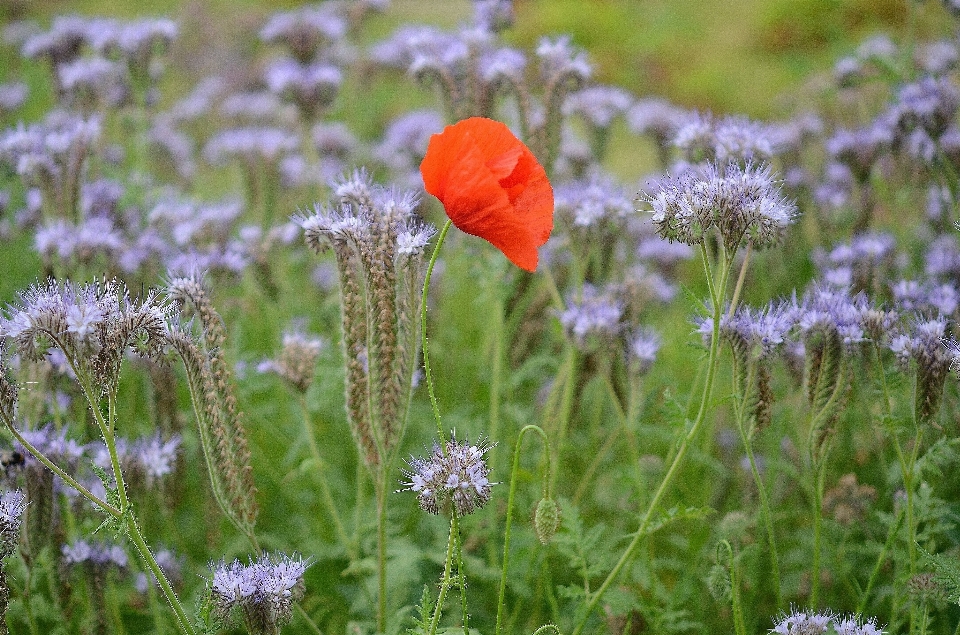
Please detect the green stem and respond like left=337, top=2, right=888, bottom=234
left=422, top=220, right=453, bottom=444
left=1, top=419, right=120, bottom=517
left=298, top=396, right=354, bottom=559
left=722, top=541, right=746, bottom=635
left=731, top=361, right=781, bottom=606
left=497, top=425, right=551, bottom=635
left=428, top=515, right=460, bottom=635
left=96, top=390, right=195, bottom=635
left=740, top=428, right=781, bottom=606
left=376, top=469, right=388, bottom=635
left=457, top=519, right=469, bottom=635
left=294, top=604, right=325, bottom=635
left=727, top=241, right=752, bottom=319
left=857, top=507, right=905, bottom=615
left=570, top=244, right=733, bottom=635
left=811, top=462, right=825, bottom=609
left=126, top=515, right=196, bottom=635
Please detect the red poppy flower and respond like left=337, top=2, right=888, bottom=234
left=420, top=117, right=554, bottom=272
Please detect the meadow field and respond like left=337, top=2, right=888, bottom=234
left=0, top=1, right=959, bottom=634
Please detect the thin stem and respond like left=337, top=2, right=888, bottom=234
left=740, top=428, right=781, bottom=606
left=857, top=507, right=905, bottom=615
left=497, top=425, right=551, bottom=635
left=104, top=392, right=129, bottom=512
left=126, top=516, right=196, bottom=635
left=727, top=241, right=752, bottom=319
left=294, top=604, right=325, bottom=635
left=723, top=542, right=746, bottom=635
left=731, top=360, right=781, bottom=606
left=1, top=420, right=120, bottom=517
left=570, top=243, right=733, bottom=635
left=376, top=469, right=388, bottom=635
left=428, top=515, right=460, bottom=635
left=298, top=396, right=354, bottom=559
left=810, top=461, right=826, bottom=609
left=421, top=220, right=453, bottom=444
left=457, top=521, right=468, bottom=635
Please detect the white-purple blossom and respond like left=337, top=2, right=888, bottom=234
left=400, top=436, right=495, bottom=516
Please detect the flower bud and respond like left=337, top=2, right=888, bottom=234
left=534, top=497, right=561, bottom=545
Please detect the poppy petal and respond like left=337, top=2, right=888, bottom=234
left=420, top=117, right=554, bottom=272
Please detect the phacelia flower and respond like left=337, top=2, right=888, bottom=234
left=0, top=489, right=25, bottom=559
left=400, top=436, right=495, bottom=516
left=420, top=117, right=554, bottom=272
left=209, top=552, right=310, bottom=633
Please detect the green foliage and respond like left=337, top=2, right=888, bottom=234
left=919, top=547, right=960, bottom=606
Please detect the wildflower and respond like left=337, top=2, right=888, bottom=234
left=62, top=539, right=128, bottom=569
left=643, top=161, right=796, bottom=252
left=769, top=609, right=851, bottom=635
left=258, top=325, right=326, bottom=394
left=473, top=0, right=515, bottom=32
left=265, top=58, right=342, bottom=118
left=297, top=173, right=434, bottom=467
left=400, top=436, right=495, bottom=516
left=563, top=85, right=633, bottom=130
left=208, top=553, right=310, bottom=634
left=891, top=317, right=958, bottom=424
left=672, top=111, right=774, bottom=163
left=554, top=171, right=633, bottom=229
left=203, top=127, right=299, bottom=166
left=0, top=490, right=25, bottom=559
left=0, top=279, right=170, bottom=394
left=260, top=5, right=347, bottom=62
left=826, top=125, right=891, bottom=183
left=420, top=117, right=554, bottom=271
left=626, top=327, right=661, bottom=375
left=0, top=82, right=28, bottom=114
left=557, top=283, right=623, bottom=350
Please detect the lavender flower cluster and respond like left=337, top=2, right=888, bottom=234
left=400, top=436, right=495, bottom=516
left=209, top=552, right=310, bottom=631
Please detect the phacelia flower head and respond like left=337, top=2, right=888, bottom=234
left=643, top=161, right=796, bottom=252
left=420, top=117, right=554, bottom=271
left=0, top=489, right=25, bottom=559
left=209, top=552, right=310, bottom=634
left=400, top=435, right=495, bottom=516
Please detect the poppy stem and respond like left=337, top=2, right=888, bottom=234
left=421, top=219, right=454, bottom=444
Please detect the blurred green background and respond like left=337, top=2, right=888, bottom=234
left=3, top=0, right=949, bottom=118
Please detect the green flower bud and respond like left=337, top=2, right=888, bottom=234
left=534, top=497, right=561, bottom=545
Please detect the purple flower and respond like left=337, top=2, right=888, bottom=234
left=673, top=111, right=774, bottom=163
left=204, top=127, right=299, bottom=166
left=209, top=552, right=310, bottom=629
left=558, top=284, right=623, bottom=349
left=62, top=539, right=128, bottom=569
left=536, top=35, right=592, bottom=81
left=555, top=171, right=633, bottom=229
left=0, top=82, right=27, bottom=113
left=627, top=328, right=661, bottom=374
left=644, top=161, right=796, bottom=250
left=260, top=5, right=347, bottom=62
left=564, top=85, right=634, bottom=128
left=0, top=489, right=25, bottom=558
left=265, top=58, right=342, bottom=115
left=400, top=436, right=495, bottom=516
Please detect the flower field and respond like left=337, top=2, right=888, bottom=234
left=0, top=1, right=960, bottom=634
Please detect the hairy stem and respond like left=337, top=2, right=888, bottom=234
left=496, top=425, right=551, bottom=635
